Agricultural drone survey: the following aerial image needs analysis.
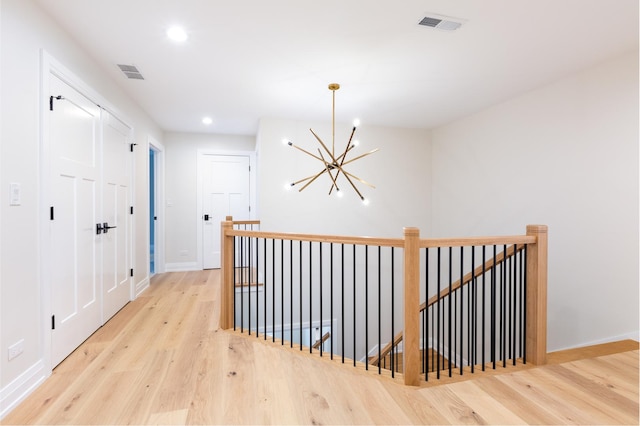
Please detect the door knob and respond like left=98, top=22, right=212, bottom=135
left=96, top=223, right=103, bottom=235
left=103, top=222, right=117, bottom=233
left=204, top=214, right=209, bottom=221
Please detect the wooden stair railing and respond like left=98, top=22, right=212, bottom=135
left=221, top=219, right=548, bottom=386
left=371, top=243, right=526, bottom=369
left=312, top=332, right=331, bottom=350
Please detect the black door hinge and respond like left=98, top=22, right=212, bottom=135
left=50, top=206, right=55, bottom=220
left=130, top=143, right=138, bottom=152
left=130, top=206, right=134, bottom=215
left=51, top=315, right=55, bottom=330
left=130, top=268, right=134, bottom=277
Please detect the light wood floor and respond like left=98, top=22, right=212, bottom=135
left=4, top=270, right=639, bottom=425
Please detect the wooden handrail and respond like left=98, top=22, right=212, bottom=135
left=224, top=215, right=260, bottom=226
left=369, top=332, right=404, bottom=366
left=312, top=332, right=331, bottom=350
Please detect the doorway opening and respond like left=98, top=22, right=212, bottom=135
left=149, top=137, right=164, bottom=276
left=149, top=149, right=155, bottom=275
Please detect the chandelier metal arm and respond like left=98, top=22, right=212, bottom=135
left=339, top=164, right=366, bottom=200
left=329, top=126, right=358, bottom=193
left=339, top=148, right=380, bottom=167
left=289, top=142, right=325, bottom=163
left=317, top=149, right=341, bottom=194
left=309, top=128, right=339, bottom=165
left=297, top=168, right=329, bottom=192
left=343, top=170, right=376, bottom=189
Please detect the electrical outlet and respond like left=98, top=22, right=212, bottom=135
left=8, top=339, right=24, bottom=361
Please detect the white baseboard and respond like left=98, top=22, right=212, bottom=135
left=165, top=262, right=200, bottom=272
left=551, top=331, right=640, bottom=353
left=135, top=277, right=150, bottom=298
left=0, top=360, right=48, bottom=420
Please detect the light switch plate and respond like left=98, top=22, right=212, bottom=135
left=9, top=183, right=20, bottom=206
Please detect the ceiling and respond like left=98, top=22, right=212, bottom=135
left=35, top=0, right=638, bottom=136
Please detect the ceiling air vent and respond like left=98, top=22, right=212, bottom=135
left=419, top=13, right=465, bottom=31
left=117, top=64, right=144, bottom=80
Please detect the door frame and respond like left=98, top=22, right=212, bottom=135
left=39, top=50, right=134, bottom=372
left=148, top=136, right=165, bottom=276
left=196, top=149, right=256, bottom=270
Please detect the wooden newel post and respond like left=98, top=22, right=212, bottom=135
left=403, top=227, right=420, bottom=386
left=220, top=219, right=234, bottom=330
left=526, top=224, right=548, bottom=365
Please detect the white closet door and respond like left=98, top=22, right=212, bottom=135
left=49, top=74, right=102, bottom=367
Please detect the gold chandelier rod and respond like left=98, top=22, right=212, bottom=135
left=329, top=83, right=339, bottom=157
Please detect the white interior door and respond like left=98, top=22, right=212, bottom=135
left=202, top=155, right=250, bottom=269
left=101, top=111, right=132, bottom=322
left=50, top=75, right=102, bottom=366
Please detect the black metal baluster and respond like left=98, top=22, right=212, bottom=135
left=502, top=244, right=507, bottom=368
left=272, top=238, right=275, bottom=342
left=353, top=244, right=357, bottom=366
left=309, top=241, right=313, bottom=353
left=459, top=246, right=464, bottom=376
left=281, top=239, right=284, bottom=345
left=331, top=243, right=334, bottom=360
left=391, top=247, right=395, bottom=378
left=233, top=236, right=237, bottom=331
left=436, top=247, right=441, bottom=379
left=320, top=242, right=323, bottom=357
left=341, top=244, right=345, bottom=364
left=248, top=236, right=252, bottom=336
left=470, top=246, right=476, bottom=373
left=523, top=245, right=528, bottom=364
left=511, top=245, right=516, bottom=364
left=491, top=245, right=497, bottom=369
left=365, top=245, right=369, bottom=371
left=241, top=236, right=245, bottom=333
left=448, top=247, right=452, bottom=377
left=299, top=240, right=303, bottom=351
left=290, top=240, right=293, bottom=348
left=425, top=247, right=429, bottom=381
left=377, top=246, right=381, bottom=375
left=258, top=238, right=263, bottom=339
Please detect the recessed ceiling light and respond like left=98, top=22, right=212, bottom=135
left=202, top=117, right=213, bottom=125
left=167, top=26, right=188, bottom=42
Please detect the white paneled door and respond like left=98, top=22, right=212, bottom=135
left=101, top=111, right=132, bottom=322
left=49, top=74, right=132, bottom=367
left=202, top=155, right=250, bottom=269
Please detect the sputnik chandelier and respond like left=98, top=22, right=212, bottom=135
left=285, top=83, right=378, bottom=204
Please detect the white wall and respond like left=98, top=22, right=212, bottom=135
left=257, top=117, right=432, bottom=238
left=0, top=0, right=162, bottom=416
left=431, top=51, right=639, bottom=351
left=163, top=132, right=255, bottom=269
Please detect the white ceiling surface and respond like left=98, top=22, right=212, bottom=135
left=35, top=0, right=638, bottom=136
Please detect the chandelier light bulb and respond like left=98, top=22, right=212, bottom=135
left=353, top=118, right=361, bottom=127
